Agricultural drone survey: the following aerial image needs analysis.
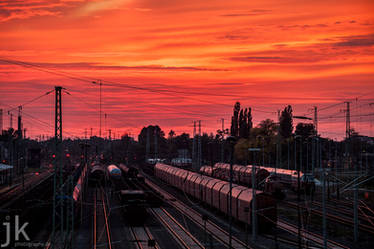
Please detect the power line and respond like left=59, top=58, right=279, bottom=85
left=318, top=102, right=345, bottom=112
left=0, top=99, right=78, bottom=138
left=252, top=108, right=277, bottom=114
left=2, top=57, right=347, bottom=102
left=1, top=58, right=238, bottom=98
left=7, top=90, right=54, bottom=112
left=319, top=113, right=374, bottom=121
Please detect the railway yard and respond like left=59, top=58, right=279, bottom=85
left=1, top=158, right=373, bottom=249
left=1, top=0, right=374, bottom=248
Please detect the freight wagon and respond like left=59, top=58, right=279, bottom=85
left=155, top=163, right=276, bottom=230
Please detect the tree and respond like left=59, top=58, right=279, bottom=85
left=137, top=125, right=167, bottom=161
left=257, top=119, right=277, bottom=138
left=168, top=130, right=175, bottom=139
left=239, top=109, right=247, bottom=138
left=295, top=123, right=315, bottom=139
left=230, top=102, right=240, bottom=137
left=231, top=102, right=253, bottom=139
left=247, top=107, right=253, bottom=136
left=234, top=138, right=249, bottom=161
left=279, top=105, right=293, bottom=139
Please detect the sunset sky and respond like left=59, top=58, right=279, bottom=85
left=0, top=0, right=373, bottom=140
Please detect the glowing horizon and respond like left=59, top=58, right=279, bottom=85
left=0, top=0, right=373, bottom=140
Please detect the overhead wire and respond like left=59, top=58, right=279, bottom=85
left=1, top=97, right=78, bottom=138
left=1, top=57, right=346, bottom=134
left=3, top=57, right=374, bottom=138
left=1, top=57, right=343, bottom=103
left=7, top=90, right=54, bottom=112
left=318, top=102, right=345, bottom=112
left=1, top=58, right=238, bottom=98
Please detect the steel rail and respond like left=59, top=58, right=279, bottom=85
left=149, top=207, right=205, bottom=249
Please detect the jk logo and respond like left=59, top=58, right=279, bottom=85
left=1, top=215, right=30, bottom=248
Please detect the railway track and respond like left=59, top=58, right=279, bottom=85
left=0, top=171, right=53, bottom=209
left=149, top=207, right=205, bottom=249
left=130, top=225, right=159, bottom=249
left=93, top=187, right=112, bottom=249
left=283, top=200, right=374, bottom=235
left=144, top=172, right=354, bottom=249
left=277, top=220, right=350, bottom=249
left=312, top=200, right=374, bottom=228
left=144, top=177, right=252, bottom=249
left=328, top=198, right=374, bottom=221
left=359, top=200, right=374, bottom=227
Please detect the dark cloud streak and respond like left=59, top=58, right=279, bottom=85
left=334, top=33, right=374, bottom=47
left=0, top=60, right=228, bottom=72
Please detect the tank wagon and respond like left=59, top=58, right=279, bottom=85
left=119, top=163, right=139, bottom=178
left=155, top=163, right=276, bottom=230
left=107, top=164, right=122, bottom=179
left=89, top=164, right=107, bottom=186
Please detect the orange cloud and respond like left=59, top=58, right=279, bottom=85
left=0, top=0, right=373, bottom=139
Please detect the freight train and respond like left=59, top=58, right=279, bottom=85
left=106, top=163, right=148, bottom=220
left=155, top=163, right=276, bottom=230
left=200, top=163, right=270, bottom=187
left=259, top=166, right=315, bottom=195
left=107, top=164, right=122, bottom=179
left=88, top=164, right=107, bottom=186
left=200, top=163, right=315, bottom=198
left=119, top=163, right=139, bottom=178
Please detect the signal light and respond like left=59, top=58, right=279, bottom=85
left=52, top=154, right=56, bottom=158
left=66, top=153, right=70, bottom=158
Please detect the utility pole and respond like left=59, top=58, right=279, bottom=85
left=146, top=127, right=150, bottom=162
left=294, top=135, right=302, bottom=249
left=312, top=137, right=315, bottom=175
left=92, top=80, right=103, bottom=137
left=276, top=110, right=280, bottom=173
left=0, top=109, right=3, bottom=132
left=109, top=129, right=112, bottom=141
left=17, top=106, right=22, bottom=139
left=198, top=120, right=202, bottom=169
left=345, top=102, right=350, bottom=140
left=84, top=128, right=87, bottom=139
left=90, top=127, right=93, bottom=138
left=221, top=118, right=225, bottom=163
left=249, top=148, right=260, bottom=241
left=99, top=80, right=102, bottom=137
left=192, top=121, right=196, bottom=170
left=314, top=106, right=318, bottom=135
left=321, top=139, right=327, bottom=249
left=154, top=128, right=158, bottom=160
left=16, top=106, right=23, bottom=176
left=227, top=136, right=236, bottom=249
left=52, top=86, right=64, bottom=247
left=352, top=104, right=358, bottom=241
left=104, top=113, right=107, bottom=139
left=9, top=112, right=13, bottom=129
left=335, top=140, right=340, bottom=200
left=298, top=136, right=302, bottom=249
